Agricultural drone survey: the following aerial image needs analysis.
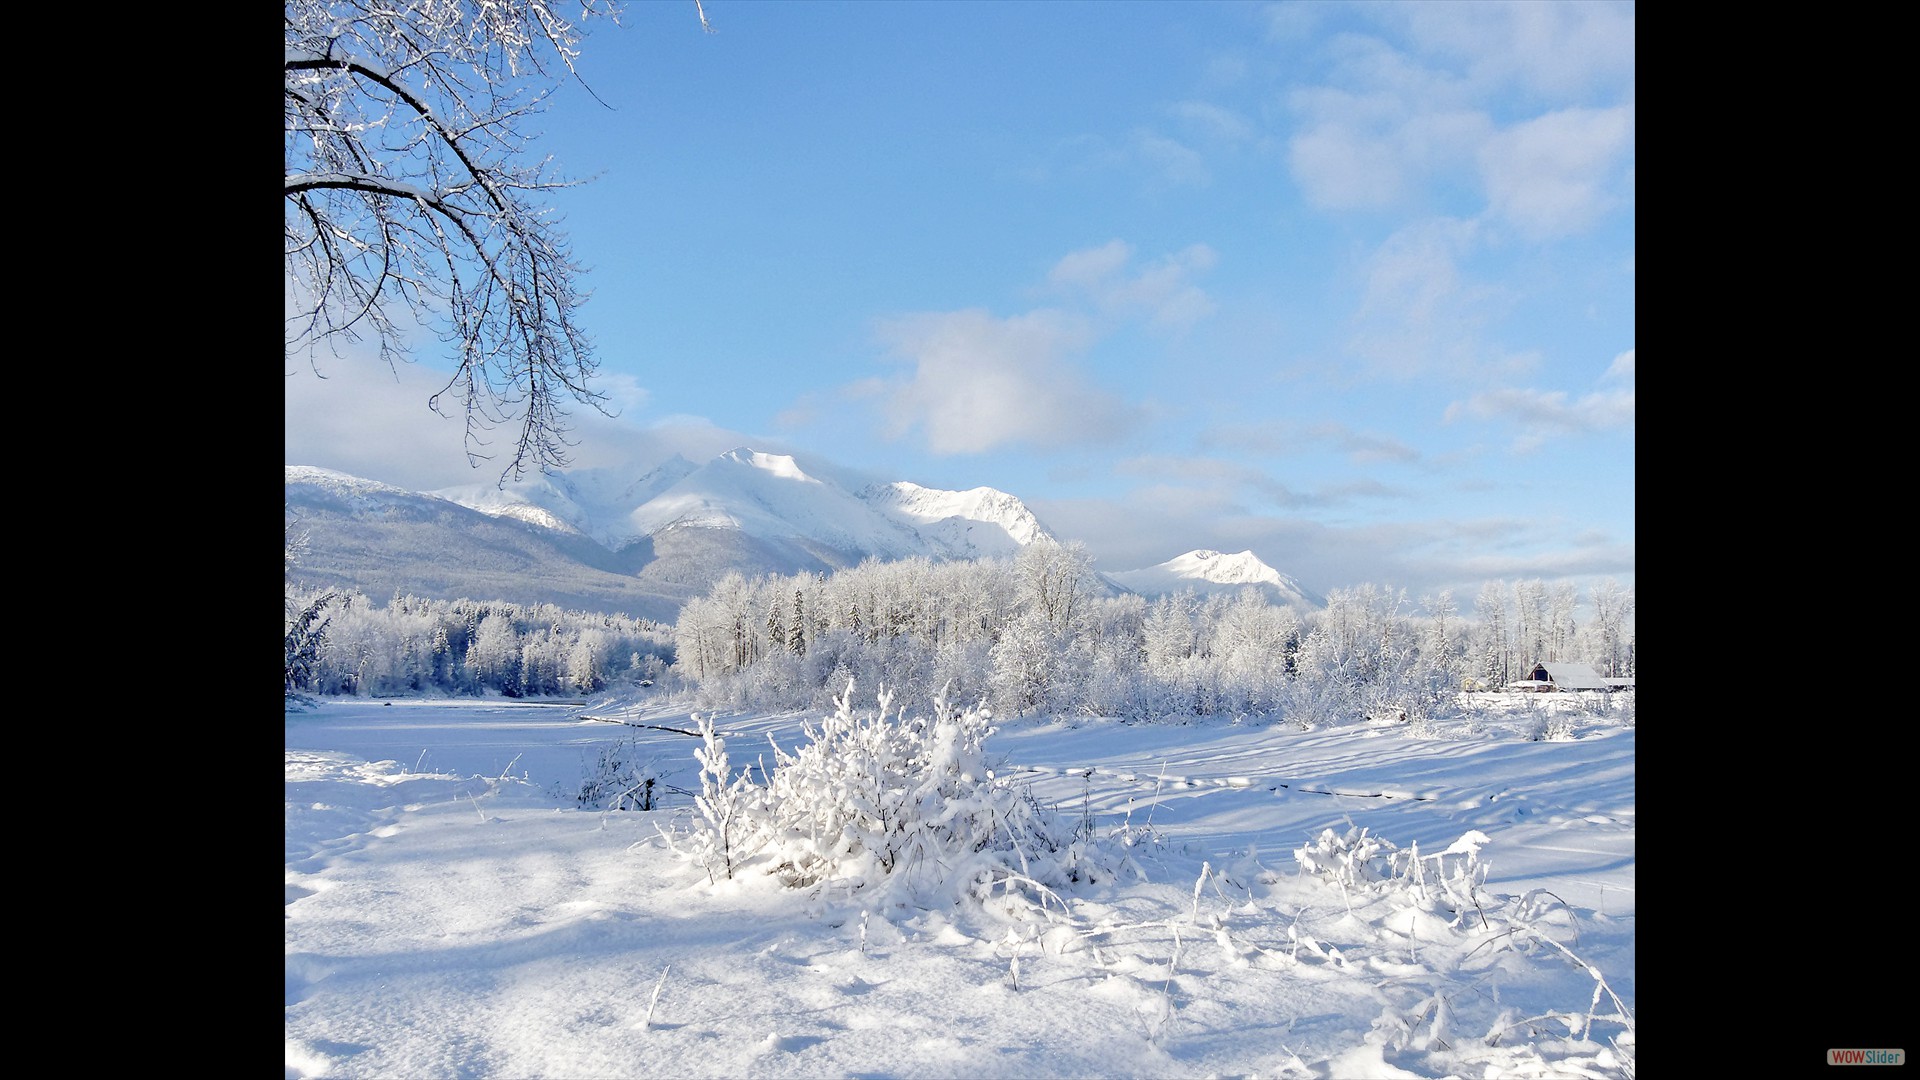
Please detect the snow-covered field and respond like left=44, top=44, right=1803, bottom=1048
left=286, top=693, right=1634, bottom=1078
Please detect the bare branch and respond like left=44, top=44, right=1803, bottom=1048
left=285, top=0, right=628, bottom=482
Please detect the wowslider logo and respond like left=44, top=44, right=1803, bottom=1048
left=1828, top=1049, right=1904, bottom=1065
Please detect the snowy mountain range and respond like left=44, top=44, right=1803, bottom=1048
left=429, top=448, right=1054, bottom=563
left=286, top=449, right=1321, bottom=618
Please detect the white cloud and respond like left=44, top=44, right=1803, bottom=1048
left=592, top=371, right=652, bottom=414
left=1478, top=105, right=1633, bottom=240
left=850, top=240, right=1214, bottom=455
left=1396, top=0, right=1635, bottom=101
left=1345, top=218, right=1537, bottom=380
left=869, top=308, right=1138, bottom=455
left=1108, top=452, right=1412, bottom=517
left=1048, top=240, right=1133, bottom=289
left=1030, top=127, right=1211, bottom=192
left=1438, top=346, right=1635, bottom=451
left=1288, top=120, right=1410, bottom=210
left=1198, top=420, right=1421, bottom=465
left=1128, top=128, right=1212, bottom=188
left=1444, top=385, right=1635, bottom=452
left=1285, top=83, right=1497, bottom=212
left=286, top=340, right=743, bottom=489
left=1168, top=100, right=1256, bottom=144
left=285, top=346, right=483, bottom=491
left=1280, top=6, right=1631, bottom=238
left=1358, top=219, right=1476, bottom=332
left=1046, top=241, right=1218, bottom=328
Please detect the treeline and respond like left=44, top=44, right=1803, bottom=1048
left=285, top=589, right=673, bottom=698
left=282, top=544, right=1635, bottom=724
left=672, top=543, right=1634, bottom=725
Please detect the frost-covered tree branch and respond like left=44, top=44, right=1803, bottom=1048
left=284, top=0, right=638, bottom=481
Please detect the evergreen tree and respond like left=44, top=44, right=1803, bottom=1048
left=285, top=590, right=337, bottom=697
left=789, top=589, right=807, bottom=654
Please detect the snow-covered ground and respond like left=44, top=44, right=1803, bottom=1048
left=286, top=693, right=1634, bottom=1078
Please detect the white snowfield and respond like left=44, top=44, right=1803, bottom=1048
left=286, top=694, right=1634, bottom=1079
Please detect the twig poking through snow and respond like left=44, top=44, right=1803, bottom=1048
left=641, top=965, right=670, bottom=1031
left=1156, top=923, right=1183, bottom=1044
left=1005, top=927, right=1021, bottom=991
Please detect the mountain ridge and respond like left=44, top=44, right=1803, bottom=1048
left=286, top=453, right=1322, bottom=617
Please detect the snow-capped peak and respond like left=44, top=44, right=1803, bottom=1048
left=611, top=448, right=1057, bottom=564
left=861, top=480, right=1055, bottom=554
left=1169, top=549, right=1277, bottom=584
left=1105, top=548, right=1321, bottom=609
left=717, top=447, right=819, bottom=484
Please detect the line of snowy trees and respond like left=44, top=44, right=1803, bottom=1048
left=285, top=589, right=673, bottom=699
left=280, top=543, right=1632, bottom=720
left=672, top=543, right=1634, bottom=725
left=1468, top=577, right=1635, bottom=688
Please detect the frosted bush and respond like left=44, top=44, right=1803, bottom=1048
left=1526, top=707, right=1577, bottom=741
left=1292, top=825, right=1632, bottom=1072
left=1597, top=689, right=1635, bottom=727
left=559, top=736, right=662, bottom=811
left=1295, top=826, right=1494, bottom=927
left=1393, top=831, right=1493, bottom=927
left=1277, top=671, right=1357, bottom=731
left=683, top=712, right=759, bottom=882
left=1294, top=826, right=1399, bottom=890
left=676, top=683, right=1136, bottom=909
left=1361, top=650, right=1456, bottom=730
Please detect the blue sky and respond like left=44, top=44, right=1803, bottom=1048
left=285, top=0, right=1634, bottom=606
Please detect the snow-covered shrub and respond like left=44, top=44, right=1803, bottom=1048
left=1277, top=658, right=1359, bottom=730
left=686, top=712, right=761, bottom=883
left=559, top=737, right=662, bottom=811
left=1373, top=651, right=1459, bottom=732
left=1393, top=831, right=1493, bottom=927
left=1295, top=826, right=1493, bottom=927
left=928, top=637, right=995, bottom=716
left=674, top=683, right=1133, bottom=908
left=1294, top=826, right=1400, bottom=891
left=1524, top=705, right=1577, bottom=741
left=1291, top=825, right=1632, bottom=1074
left=1613, top=691, right=1634, bottom=726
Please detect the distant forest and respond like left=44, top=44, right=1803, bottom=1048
left=287, top=542, right=1632, bottom=729
left=283, top=591, right=673, bottom=699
